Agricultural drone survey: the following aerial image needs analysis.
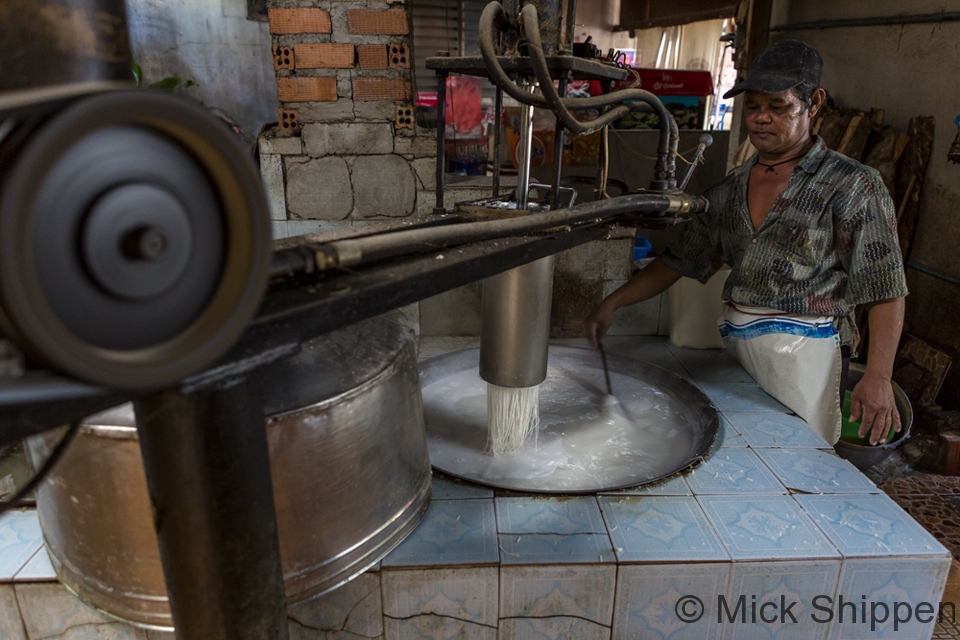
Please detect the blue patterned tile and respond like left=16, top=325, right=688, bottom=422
left=724, top=561, right=840, bottom=640
left=382, top=499, right=498, bottom=567
left=495, top=497, right=605, bottom=534
left=598, top=473, right=691, bottom=496
left=614, top=563, right=729, bottom=640
left=598, top=496, right=728, bottom=562
left=668, top=348, right=755, bottom=383
left=710, top=418, right=748, bottom=453
left=795, top=494, right=949, bottom=558
left=498, top=533, right=616, bottom=565
left=500, top=565, right=616, bottom=625
left=381, top=567, right=497, bottom=626
left=699, top=496, right=840, bottom=561
left=726, top=413, right=831, bottom=449
left=0, top=585, right=25, bottom=640
left=431, top=475, right=493, bottom=500
left=498, top=616, right=610, bottom=640
left=0, top=511, right=43, bottom=581
left=828, top=556, right=950, bottom=639
left=288, top=573, right=381, bottom=638
left=755, top=450, right=879, bottom=494
left=13, top=547, right=56, bottom=582
left=685, top=449, right=786, bottom=495
left=698, top=383, right=790, bottom=414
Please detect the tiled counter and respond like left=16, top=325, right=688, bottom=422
left=0, top=338, right=951, bottom=640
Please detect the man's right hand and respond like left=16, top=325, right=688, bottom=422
left=585, top=301, right=616, bottom=349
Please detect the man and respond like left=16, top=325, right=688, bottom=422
left=585, top=40, right=907, bottom=446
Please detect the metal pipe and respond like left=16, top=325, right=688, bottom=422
left=308, top=191, right=709, bottom=271
left=516, top=81, right=536, bottom=210
left=434, top=70, right=448, bottom=214
left=551, top=77, right=568, bottom=208
left=479, top=256, right=555, bottom=388
left=564, top=0, right=578, bottom=50
left=133, top=377, right=289, bottom=640
left=771, top=11, right=960, bottom=32
left=493, top=86, right=503, bottom=197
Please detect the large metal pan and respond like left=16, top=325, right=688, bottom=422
left=27, top=312, right=430, bottom=630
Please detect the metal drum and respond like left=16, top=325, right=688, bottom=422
left=27, top=312, right=430, bottom=631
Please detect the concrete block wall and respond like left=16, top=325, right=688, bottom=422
left=261, top=0, right=437, bottom=230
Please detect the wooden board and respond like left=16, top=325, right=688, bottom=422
left=819, top=110, right=852, bottom=149
left=896, top=116, right=936, bottom=259
left=837, top=114, right=872, bottom=161
left=893, top=335, right=953, bottom=406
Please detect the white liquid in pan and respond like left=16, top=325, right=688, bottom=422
left=423, top=361, right=704, bottom=492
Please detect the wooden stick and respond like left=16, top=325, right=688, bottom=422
left=897, top=174, right=918, bottom=224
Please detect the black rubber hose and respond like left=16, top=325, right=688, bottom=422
left=318, top=193, right=707, bottom=269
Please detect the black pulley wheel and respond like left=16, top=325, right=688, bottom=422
left=0, top=90, right=272, bottom=389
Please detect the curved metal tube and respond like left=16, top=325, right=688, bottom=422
left=519, top=4, right=676, bottom=185
left=478, top=1, right=678, bottom=186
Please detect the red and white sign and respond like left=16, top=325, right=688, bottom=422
left=619, top=68, right=714, bottom=97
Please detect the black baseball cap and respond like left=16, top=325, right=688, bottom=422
left=723, top=40, right=823, bottom=99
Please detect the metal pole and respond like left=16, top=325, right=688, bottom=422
left=550, top=76, right=568, bottom=209
left=434, top=70, right=448, bottom=215
left=492, top=86, right=503, bottom=197
left=134, top=377, right=289, bottom=640
left=516, top=81, right=536, bottom=210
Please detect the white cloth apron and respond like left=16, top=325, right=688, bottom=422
left=717, top=304, right=842, bottom=445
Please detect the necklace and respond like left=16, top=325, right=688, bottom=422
left=755, top=154, right=805, bottom=175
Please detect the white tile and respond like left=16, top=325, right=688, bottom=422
left=723, top=560, right=840, bottom=640
left=500, top=565, right=616, bottom=626
left=599, top=496, right=728, bottom=563
left=0, top=584, right=26, bottom=640
left=795, top=494, right=949, bottom=558
left=699, top=496, right=839, bottom=561
left=500, top=616, right=611, bottom=639
left=598, top=473, right=691, bottom=496
left=614, top=563, right=729, bottom=640
left=381, top=567, right=498, bottom=626
left=384, top=614, right=495, bottom=640
left=0, top=511, right=43, bottom=581
left=287, top=573, right=381, bottom=639
left=16, top=583, right=148, bottom=639
left=13, top=548, right=56, bottom=582
left=828, top=556, right=950, bottom=639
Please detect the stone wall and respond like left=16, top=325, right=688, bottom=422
left=261, top=0, right=439, bottom=235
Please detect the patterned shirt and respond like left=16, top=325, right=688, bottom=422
left=661, top=136, right=908, bottom=348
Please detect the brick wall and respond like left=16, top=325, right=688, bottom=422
left=261, top=0, right=437, bottom=229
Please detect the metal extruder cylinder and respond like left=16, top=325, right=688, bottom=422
left=479, top=256, right=555, bottom=388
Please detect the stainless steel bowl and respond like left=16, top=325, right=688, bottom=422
left=833, top=363, right=913, bottom=471
left=27, top=312, right=430, bottom=630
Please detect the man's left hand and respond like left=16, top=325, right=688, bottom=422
left=850, top=373, right=902, bottom=446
